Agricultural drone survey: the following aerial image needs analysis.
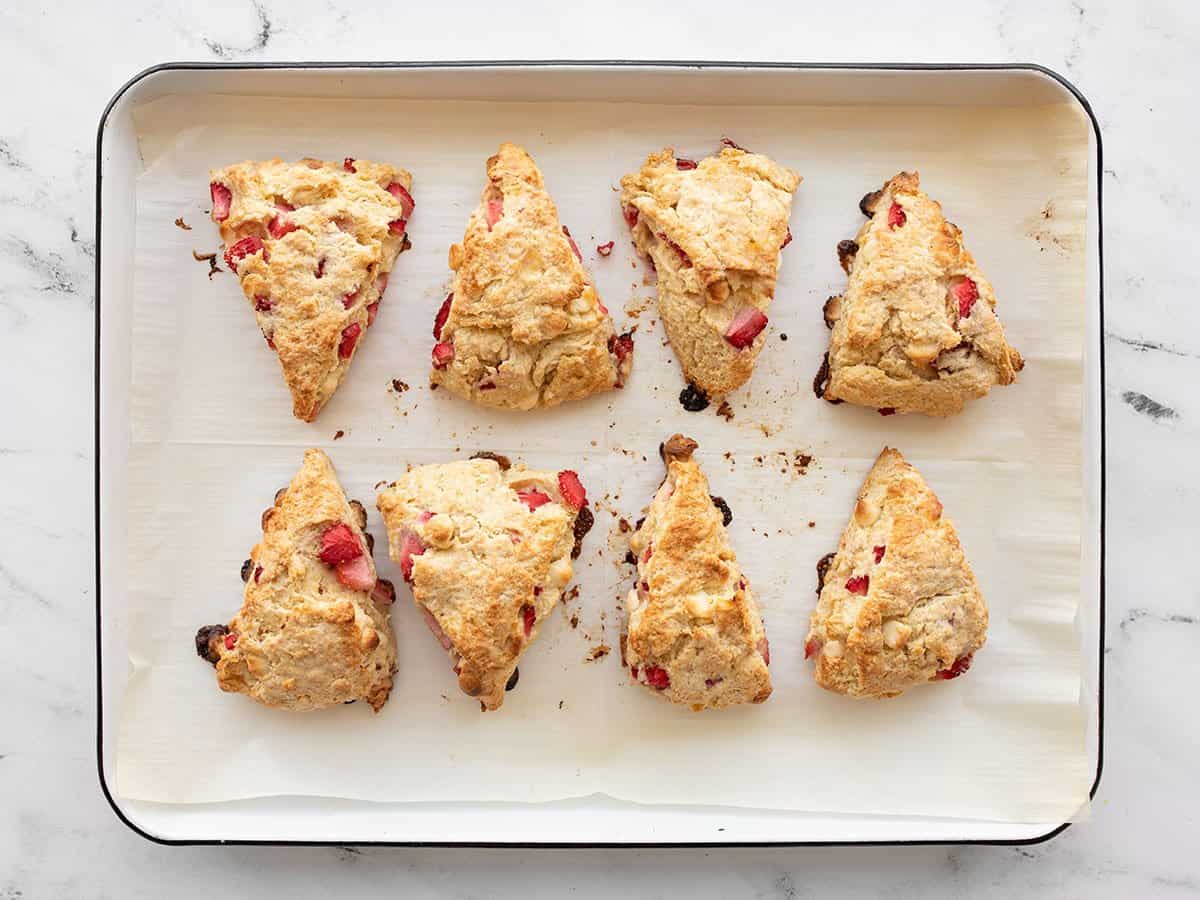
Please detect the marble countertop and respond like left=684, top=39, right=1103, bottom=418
left=2, top=0, right=1196, bottom=896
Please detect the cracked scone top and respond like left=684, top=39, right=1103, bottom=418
left=624, top=435, right=772, bottom=709
left=805, top=447, right=987, bottom=699
left=619, top=145, right=801, bottom=399
left=429, top=143, right=633, bottom=410
left=817, top=171, right=1023, bottom=416
left=376, top=455, right=593, bottom=711
left=209, top=157, right=414, bottom=421
left=194, top=449, right=398, bottom=711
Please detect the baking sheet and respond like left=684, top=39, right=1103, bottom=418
left=115, top=92, right=1092, bottom=823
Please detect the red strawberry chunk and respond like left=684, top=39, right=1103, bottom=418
left=721, top=137, right=748, bottom=151
left=656, top=232, right=692, bottom=267
left=268, top=214, right=297, bottom=240
left=562, top=225, right=583, bottom=261
left=675, top=158, right=698, bottom=170
left=758, top=637, right=770, bottom=666
left=622, top=204, right=639, bottom=228
left=421, top=606, right=453, bottom=651
left=386, top=181, right=415, bottom=218
left=388, top=218, right=407, bottom=235
left=265, top=333, right=276, bottom=350
left=336, top=554, right=375, bottom=591
left=845, top=575, right=870, bottom=595
left=608, top=332, right=634, bottom=387
left=517, top=488, right=552, bottom=511
left=878, top=407, right=897, bottom=416
left=782, top=226, right=793, bottom=249
left=873, top=545, right=886, bottom=563
left=253, top=565, right=263, bottom=582
left=319, top=523, right=363, bottom=565
left=399, top=529, right=426, bottom=583
left=724, top=307, right=768, bottom=349
left=366, top=301, right=380, bottom=327
left=254, top=295, right=272, bottom=312
left=597, top=241, right=614, bottom=256
left=343, top=157, right=356, bottom=172
left=376, top=273, right=389, bottom=296
left=224, top=236, right=266, bottom=270
left=224, top=633, right=237, bottom=650
left=644, top=666, right=670, bottom=690
left=338, top=323, right=362, bottom=359
left=486, top=198, right=503, bottom=230
left=433, top=293, right=453, bottom=340
left=210, top=182, right=232, bottom=221
left=630, top=666, right=639, bottom=679
left=888, top=202, right=906, bottom=229
left=952, top=278, right=979, bottom=319
left=522, top=604, right=536, bottom=638
left=314, top=258, right=326, bottom=279
left=431, top=341, right=455, bottom=369
left=342, top=290, right=359, bottom=309
left=274, top=201, right=295, bottom=212
left=936, top=654, right=974, bottom=680
left=804, top=636, right=822, bottom=660
left=557, top=470, right=587, bottom=510
left=598, top=301, right=608, bottom=314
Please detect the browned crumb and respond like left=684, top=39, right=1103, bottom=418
left=175, top=217, right=192, bottom=231
left=794, top=452, right=813, bottom=475
left=780, top=333, right=788, bottom=341
left=391, top=379, right=409, bottom=393
left=716, top=400, right=735, bottom=422
left=558, top=699, right=564, bottom=709
left=569, top=612, right=580, bottom=629
left=374, top=479, right=389, bottom=490
left=333, top=430, right=345, bottom=440
left=586, top=644, right=611, bottom=662
left=192, top=249, right=221, bottom=279
left=808, top=521, right=816, bottom=528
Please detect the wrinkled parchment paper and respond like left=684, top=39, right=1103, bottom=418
left=116, top=93, right=1092, bottom=823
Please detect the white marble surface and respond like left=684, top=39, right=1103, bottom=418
left=1, top=0, right=1196, bottom=896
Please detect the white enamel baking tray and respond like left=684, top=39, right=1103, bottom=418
left=96, top=61, right=1104, bottom=846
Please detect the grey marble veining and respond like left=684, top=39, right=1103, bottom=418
left=1, top=0, right=1197, bottom=897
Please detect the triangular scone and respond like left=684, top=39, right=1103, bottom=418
left=804, top=447, right=987, bottom=699
left=377, top=455, right=594, bottom=711
left=429, top=143, right=633, bottom=409
left=194, top=449, right=398, bottom=711
left=209, top=157, right=414, bottom=421
left=817, top=172, right=1023, bottom=416
left=623, top=435, right=771, bottom=710
left=619, top=146, right=801, bottom=400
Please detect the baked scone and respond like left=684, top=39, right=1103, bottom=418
left=376, top=453, right=594, bottom=710
left=209, top=157, right=414, bottom=421
left=623, top=435, right=771, bottom=710
left=429, top=143, right=633, bottom=409
left=816, top=172, right=1023, bottom=416
left=619, top=144, right=801, bottom=401
left=804, top=447, right=987, bottom=699
left=194, top=449, right=398, bottom=711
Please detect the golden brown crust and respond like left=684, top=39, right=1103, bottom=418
left=804, top=447, right=988, bottom=698
left=210, top=158, right=413, bottom=421
left=430, top=143, right=631, bottom=409
left=210, top=449, right=397, bottom=711
left=823, top=172, right=1023, bottom=416
left=625, top=435, right=772, bottom=709
left=376, top=458, right=584, bottom=711
left=619, top=147, right=801, bottom=397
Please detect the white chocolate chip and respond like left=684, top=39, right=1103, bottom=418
left=824, top=639, right=845, bottom=659
left=882, top=618, right=912, bottom=649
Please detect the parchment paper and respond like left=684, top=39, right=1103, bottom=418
left=116, top=93, right=1092, bottom=823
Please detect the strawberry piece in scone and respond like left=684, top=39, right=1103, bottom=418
left=623, top=435, right=771, bottom=710
left=208, top=158, right=414, bottom=421
left=376, top=452, right=595, bottom=711
left=804, top=447, right=988, bottom=698
left=430, top=143, right=634, bottom=409
left=194, top=449, right=397, bottom=711
left=620, top=144, right=800, bottom=402
left=817, top=172, right=1023, bottom=416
